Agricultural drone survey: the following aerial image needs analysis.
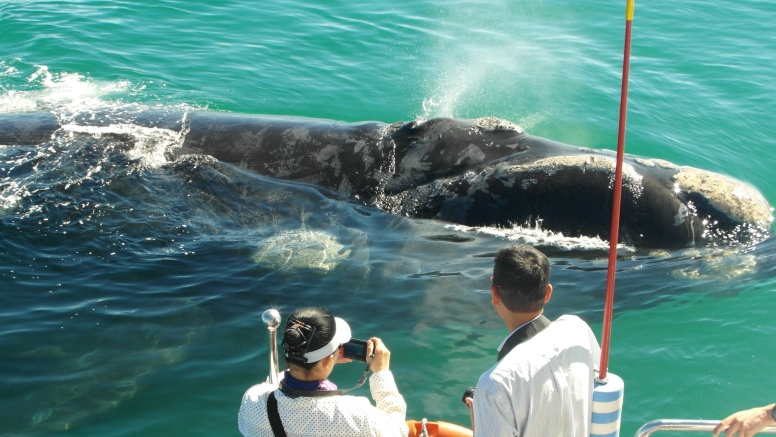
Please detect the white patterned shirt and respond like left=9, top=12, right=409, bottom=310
left=238, top=370, right=409, bottom=437
left=473, top=315, right=601, bottom=437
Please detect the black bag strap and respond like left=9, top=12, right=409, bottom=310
left=266, top=391, right=287, bottom=437
left=497, top=315, right=552, bottom=362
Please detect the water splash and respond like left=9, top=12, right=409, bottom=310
left=444, top=220, right=619, bottom=252
left=0, top=64, right=131, bottom=115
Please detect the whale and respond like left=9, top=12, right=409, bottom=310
left=0, top=109, right=772, bottom=249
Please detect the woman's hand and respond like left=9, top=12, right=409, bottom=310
left=366, top=337, right=391, bottom=372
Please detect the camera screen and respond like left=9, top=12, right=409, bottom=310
left=342, top=338, right=368, bottom=362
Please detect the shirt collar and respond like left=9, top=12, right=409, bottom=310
left=496, top=314, right=542, bottom=352
left=281, top=370, right=338, bottom=391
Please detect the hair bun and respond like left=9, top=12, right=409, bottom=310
left=283, top=326, right=305, bottom=347
left=282, top=319, right=316, bottom=359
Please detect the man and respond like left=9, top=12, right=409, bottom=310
left=713, top=404, right=776, bottom=437
left=465, top=244, right=601, bottom=437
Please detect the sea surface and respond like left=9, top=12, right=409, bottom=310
left=1, top=1, right=775, bottom=436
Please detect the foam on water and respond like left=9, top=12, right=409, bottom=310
left=0, top=65, right=131, bottom=115
left=59, top=122, right=187, bottom=169
left=444, top=221, right=618, bottom=252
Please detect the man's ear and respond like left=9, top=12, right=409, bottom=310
left=491, top=285, right=501, bottom=307
left=544, top=284, right=553, bottom=303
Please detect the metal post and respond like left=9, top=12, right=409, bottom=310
left=262, top=309, right=281, bottom=385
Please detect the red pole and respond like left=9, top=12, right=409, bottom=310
left=599, top=0, right=635, bottom=381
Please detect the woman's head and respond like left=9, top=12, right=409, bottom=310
left=282, top=307, right=351, bottom=373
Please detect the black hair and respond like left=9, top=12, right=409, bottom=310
left=492, top=244, right=550, bottom=313
left=282, top=307, right=336, bottom=372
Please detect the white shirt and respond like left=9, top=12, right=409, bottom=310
left=238, top=370, right=409, bottom=437
left=473, top=315, right=601, bottom=437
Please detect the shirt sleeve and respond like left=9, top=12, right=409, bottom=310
left=473, top=375, right=520, bottom=437
left=366, top=370, right=409, bottom=437
left=237, top=383, right=275, bottom=437
left=586, top=321, right=602, bottom=369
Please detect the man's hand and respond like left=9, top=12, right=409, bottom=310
left=713, top=404, right=776, bottom=437
left=465, top=397, right=475, bottom=433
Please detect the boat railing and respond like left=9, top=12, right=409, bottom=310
left=636, top=419, right=776, bottom=437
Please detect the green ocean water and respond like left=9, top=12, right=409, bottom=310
left=1, top=1, right=775, bottom=436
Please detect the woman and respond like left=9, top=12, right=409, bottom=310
left=238, top=307, right=408, bottom=437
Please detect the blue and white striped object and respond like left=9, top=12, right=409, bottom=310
left=590, top=372, right=624, bottom=437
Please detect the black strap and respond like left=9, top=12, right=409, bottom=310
left=277, top=355, right=374, bottom=398
left=497, top=315, right=552, bottom=362
left=266, top=391, right=287, bottom=437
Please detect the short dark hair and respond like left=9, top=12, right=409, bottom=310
left=282, top=307, right=335, bottom=371
left=492, top=244, right=550, bottom=313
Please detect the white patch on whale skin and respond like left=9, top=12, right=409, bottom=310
left=271, top=127, right=313, bottom=178
left=464, top=162, right=516, bottom=196
left=362, top=154, right=375, bottom=171
left=352, top=137, right=378, bottom=172
left=454, top=143, right=486, bottom=166
left=399, top=144, right=433, bottom=174
left=353, top=139, right=366, bottom=153
left=315, top=145, right=342, bottom=176
left=521, top=179, right=538, bottom=189
left=489, top=162, right=516, bottom=188
left=674, top=203, right=690, bottom=226
left=283, top=126, right=311, bottom=144
left=464, top=170, right=490, bottom=196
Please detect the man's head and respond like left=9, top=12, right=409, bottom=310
left=492, top=244, right=551, bottom=313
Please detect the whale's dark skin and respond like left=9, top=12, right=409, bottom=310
left=1, top=110, right=772, bottom=249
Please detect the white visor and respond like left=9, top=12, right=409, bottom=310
left=302, top=317, right=352, bottom=363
